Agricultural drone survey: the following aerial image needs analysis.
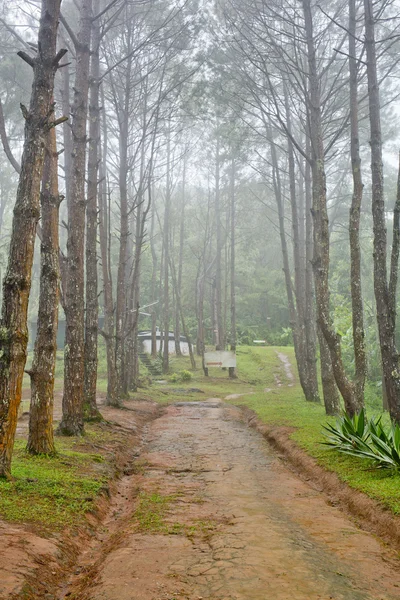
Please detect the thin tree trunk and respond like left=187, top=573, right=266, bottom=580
left=215, top=133, right=224, bottom=350
left=0, top=0, right=64, bottom=477
left=364, top=0, right=400, bottom=423
left=229, top=158, right=237, bottom=378
left=99, top=126, right=120, bottom=406
left=349, top=0, right=366, bottom=412
left=114, top=32, right=133, bottom=397
left=269, top=135, right=306, bottom=397
left=59, top=0, right=93, bottom=436
left=169, top=254, right=196, bottom=370
left=198, top=275, right=208, bottom=375
left=304, top=137, right=323, bottom=404
left=303, top=0, right=357, bottom=416
left=84, top=15, right=101, bottom=421
left=60, top=35, right=72, bottom=216
left=284, top=93, right=317, bottom=401
left=150, top=194, right=158, bottom=358
left=162, top=126, right=171, bottom=374
left=174, top=158, right=186, bottom=357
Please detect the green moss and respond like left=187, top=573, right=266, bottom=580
left=0, top=430, right=114, bottom=529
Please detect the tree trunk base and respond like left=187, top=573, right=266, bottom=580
left=56, top=419, right=84, bottom=436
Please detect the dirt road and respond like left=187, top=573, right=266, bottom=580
left=60, top=399, right=400, bottom=600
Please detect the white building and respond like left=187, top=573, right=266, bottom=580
left=138, top=330, right=192, bottom=355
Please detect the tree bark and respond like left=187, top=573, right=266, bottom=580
left=0, top=0, right=63, bottom=477
left=59, top=0, right=93, bottom=436
left=318, top=326, right=341, bottom=415
left=349, top=0, right=366, bottom=412
left=284, top=93, right=318, bottom=402
left=364, top=0, right=400, bottom=423
left=83, top=15, right=102, bottom=421
left=162, top=125, right=171, bottom=374
left=303, top=0, right=358, bottom=416
left=149, top=194, right=158, bottom=358
left=229, top=158, right=237, bottom=378
left=174, top=158, right=186, bottom=357
left=214, top=132, right=224, bottom=350
left=27, top=125, right=61, bottom=455
left=98, top=119, right=120, bottom=407
left=304, top=137, right=323, bottom=404
left=114, top=49, right=132, bottom=397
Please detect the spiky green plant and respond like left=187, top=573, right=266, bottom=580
left=322, top=410, right=400, bottom=470
left=322, top=409, right=369, bottom=451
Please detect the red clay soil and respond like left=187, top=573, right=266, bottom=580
left=2, top=393, right=400, bottom=599
left=37, top=400, right=400, bottom=599
left=0, top=394, right=160, bottom=600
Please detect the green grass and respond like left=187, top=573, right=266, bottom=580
left=139, top=345, right=400, bottom=515
left=13, top=344, right=400, bottom=530
left=0, top=424, right=124, bottom=529
left=133, top=491, right=176, bottom=533
left=224, top=347, right=400, bottom=515
left=132, top=490, right=217, bottom=538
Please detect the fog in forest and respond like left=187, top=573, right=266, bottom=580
left=1, top=0, right=400, bottom=473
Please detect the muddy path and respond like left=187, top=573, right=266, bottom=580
left=56, top=399, right=400, bottom=600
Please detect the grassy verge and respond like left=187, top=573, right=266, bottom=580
left=0, top=421, right=131, bottom=531
left=137, top=346, right=400, bottom=515
left=10, top=344, right=400, bottom=529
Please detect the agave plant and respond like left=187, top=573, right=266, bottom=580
left=322, top=409, right=369, bottom=452
left=322, top=410, right=400, bottom=470
left=367, top=421, right=400, bottom=470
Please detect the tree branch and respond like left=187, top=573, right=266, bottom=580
left=17, top=51, right=35, bottom=68
left=0, top=100, right=21, bottom=174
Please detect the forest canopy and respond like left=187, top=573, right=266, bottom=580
left=0, top=0, right=400, bottom=476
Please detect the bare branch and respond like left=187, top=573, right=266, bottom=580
left=17, top=50, right=35, bottom=68
left=0, top=100, right=21, bottom=174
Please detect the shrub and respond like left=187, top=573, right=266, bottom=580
left=322, top=409, right=400, bottom=471
left=169, top=370, right=192, bottom=384
left=179, top=370, right=192, bottom=382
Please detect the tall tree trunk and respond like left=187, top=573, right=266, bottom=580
left=60, top=35, right=72, bottom=216
left=27, top=125, right=61, bottom=455
left=0, top=0, right=64, bottom=477
left=229, top=158, right=237, bottom=378
left=99, top=123, right=120, bottom=407
left=59, top=0, right=93, bottom=436
left=284, top=94, right=318, bottom=401
left=174, top=158, right=186, bottom=357
left=198, top=274, right=207, bottom=375
left=364, top=0, right=400, bottom=423
left=303, top=0, right=358, bottom=416
left=150, top=194, right=158, bottom=358
left=349, top=0, right=366, bottom=411
left=269, top=135, right=306, bottom=397
left=304, top=137, right=325, bottom=405
left=84, top=15, right=101, bottom=421
left=115, top=129, right=129, bottom=395
left=215, top=133, right=224, bottom=350
left=162, top=126, right=171, bottom=374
